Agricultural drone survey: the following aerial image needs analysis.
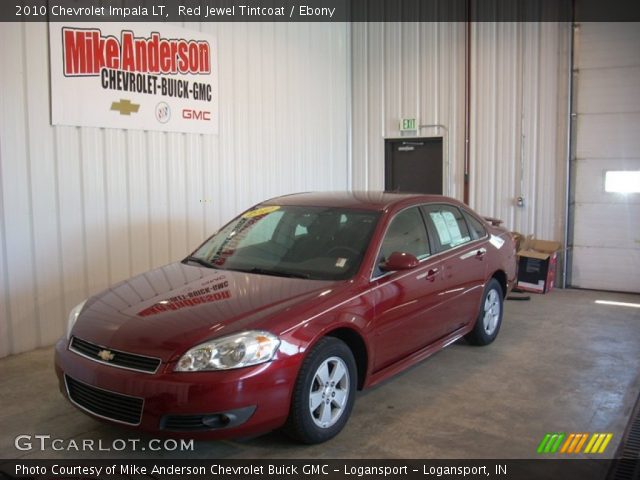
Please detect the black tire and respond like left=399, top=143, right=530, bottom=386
left=466, top=278, right=504, bottom=346
left=284, top=337, right=357, bottom=444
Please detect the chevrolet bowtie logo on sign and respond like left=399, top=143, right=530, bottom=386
left=110, top=99, right=140, bottom=116
left=537, top=432, right=613, bottom=454
left=97, top=350, right=115, bottom=362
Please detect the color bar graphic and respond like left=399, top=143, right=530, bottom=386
left=537, top=433, right=565, bottom=453
left=538, top=432, right=613, bottom=454
left=584, top=433, right=613, bottom=454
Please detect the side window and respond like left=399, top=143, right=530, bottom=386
left=462, top=210, right=487, bottom=240
left=379, top=207, right=430, bottom=262
left=422, top=205, right=472, bottom=252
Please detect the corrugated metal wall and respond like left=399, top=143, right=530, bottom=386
left=470, top=22, right=570, bottom=241
left=0, top=22, right=350, bottom=358
left=351, top=23, right=467, bottom=197
left=351, top=22, right=571, bottom=241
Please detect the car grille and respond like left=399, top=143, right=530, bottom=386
left=65, top=375, right=144, bottom=425
left=70, top=337, right=161, bottom=374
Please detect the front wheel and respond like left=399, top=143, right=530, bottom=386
left=466, top=278, right=504, bottom=346
left=284, top=337, right=357, bottom=444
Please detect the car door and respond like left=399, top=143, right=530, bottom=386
left=369, top=206, right=445, bottom=372
left=420, top=204, right=489, bottom=338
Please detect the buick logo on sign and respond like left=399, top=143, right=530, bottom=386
left=97, top=350, right=115, bottom=362
left=155, top=102, right=171, bottom=124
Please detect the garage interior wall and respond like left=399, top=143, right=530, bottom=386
left=0, top=22, right=350, bottom=358
left=470, top=22, right=570, bottom=242
left=351, top=22, right=467, bottom=198
left=351, top=22, right=570, bottom=243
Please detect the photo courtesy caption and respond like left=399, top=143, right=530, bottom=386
left=16, top=464, right=507, bottom=477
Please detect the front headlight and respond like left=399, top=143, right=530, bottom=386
left=66, top=300, right=87, bottom=340
left=175, top=331, right=280, bottom=372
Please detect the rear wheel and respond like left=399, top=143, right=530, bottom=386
left=466, top=278, right=504, bottom=346
left=284, top=337, right=357, bottom=444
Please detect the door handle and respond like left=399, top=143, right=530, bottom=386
left=425, top=268, right=439, bottom=281
left=475, top=248, right=487, bottom=259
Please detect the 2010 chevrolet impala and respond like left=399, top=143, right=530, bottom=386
left=55, top=192, right=517, bottom=444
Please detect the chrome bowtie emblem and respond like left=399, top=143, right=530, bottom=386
left=97, top=349, right=115, bottom=362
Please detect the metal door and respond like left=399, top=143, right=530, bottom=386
left=385, top=138, right=443, bottom=194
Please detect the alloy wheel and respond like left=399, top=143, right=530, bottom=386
left=308, top=356, right=350, bottom=429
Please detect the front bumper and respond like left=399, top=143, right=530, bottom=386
left=54, top=338, right=298, bottom=439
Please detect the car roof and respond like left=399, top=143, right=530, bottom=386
left=261, top=191, right=461, bottom=211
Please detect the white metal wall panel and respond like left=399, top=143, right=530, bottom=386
left=576, top=113, right=640, bottom=159
left=572, top=247, right=640, bottom=293
left=571, top=22, right=640, bottom=292
left=0, top=23, right=40, bottom=355
left=470, top=22, right=570, bottom=241
left=573, top=204, right=640, bottom=250
left=352, top=22, right=570, bottom=242
left=574, top=22, right=640, bottom=70
left=351, top=22, right=466, bottom=197
left=577, top=67, right=640, bottom=114
left=0, top=22, right=350, bottom=358
left=0, top=191, right=8, bottom=358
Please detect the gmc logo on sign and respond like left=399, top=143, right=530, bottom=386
left=182, top=109, right=211, bottom=121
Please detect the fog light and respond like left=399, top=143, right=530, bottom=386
left=202, top=414, right=230, bottom=428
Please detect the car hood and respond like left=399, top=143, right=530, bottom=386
left=71, top=262, right=335, bottom=362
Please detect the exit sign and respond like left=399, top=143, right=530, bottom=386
left=400, top=118, right=417, bottom=132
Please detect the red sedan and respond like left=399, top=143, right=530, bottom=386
left=55, top=192, right=516, bottom=444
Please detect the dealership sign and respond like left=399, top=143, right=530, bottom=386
left=49, top=22, right=218, bottom=134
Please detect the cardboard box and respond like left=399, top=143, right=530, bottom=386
left=511, top=231, right=524, bottom=252
left=516, top=236, right=561, bottom=294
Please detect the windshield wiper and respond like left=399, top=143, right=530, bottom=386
left=183, top=256, right=219, bottom=269
left=235, top=267, right=311, bottom=279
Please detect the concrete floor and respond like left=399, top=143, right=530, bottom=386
left=1, top=288, right=639, bottom=459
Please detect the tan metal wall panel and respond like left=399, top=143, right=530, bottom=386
left=0, top=22, right=350, bottom=358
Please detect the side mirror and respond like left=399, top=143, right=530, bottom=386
left=380, top=252, right=419, bottom=271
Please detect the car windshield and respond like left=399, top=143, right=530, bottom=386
left=188, top=205, right=380, bottom=281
